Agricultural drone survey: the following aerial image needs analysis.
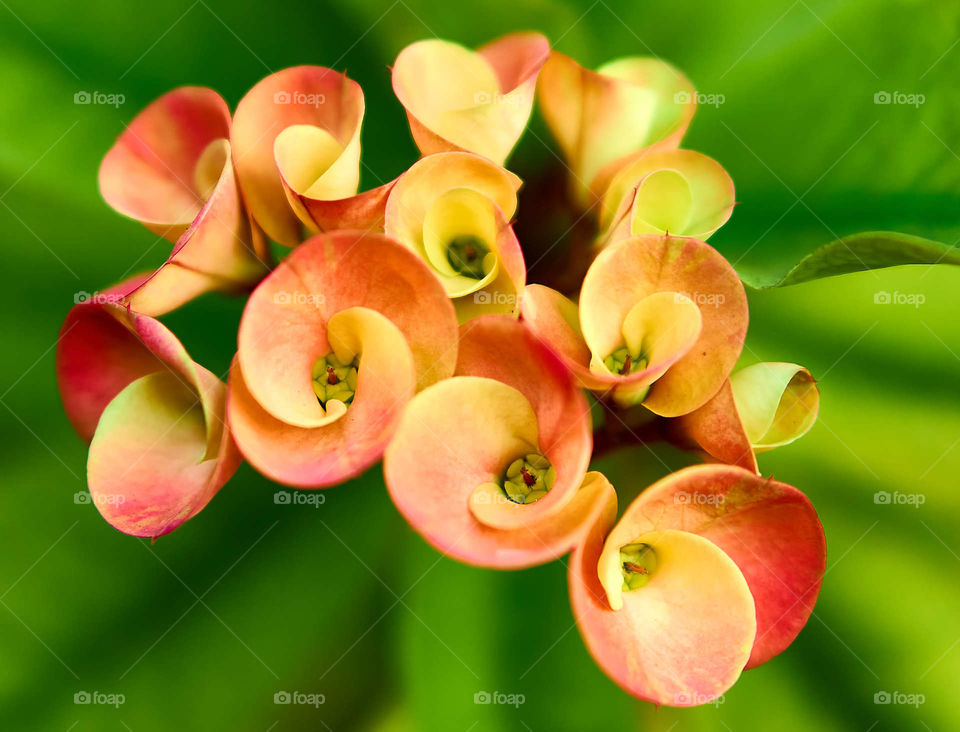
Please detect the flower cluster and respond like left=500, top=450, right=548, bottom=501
left=57, top=33, right=825, bottom=706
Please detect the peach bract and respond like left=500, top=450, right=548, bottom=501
left=232, top=66, right=395, bottom=246
left=227, top=231, right=458, bottom=487
left=98, top=87, right=270, bottom=315
left=384, top=152, right=526, bottom=321
left=392, top=33, right=549, bottom=165
left=383, top=316, right=598, bottom=568
left=537, top=51, right=696, bottom=206
left=570, top=464, right=825, bottom=705
left=56, top=302, right=240, bottom=537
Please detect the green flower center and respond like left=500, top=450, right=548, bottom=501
left=312, top=353, right=358, bottom=408
left=620, top=542, right=658, bottom=591
left=604, top=346, right=648, bottom=376
left=501, top=453, right=556, bottom=504
left=446, top=235, right=491, bottom=279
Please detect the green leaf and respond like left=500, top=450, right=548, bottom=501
left=738, top=231, right=960, bottom=289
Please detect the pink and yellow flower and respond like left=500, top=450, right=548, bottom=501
left=522, top=234, right=748, bottom=415
left=57, top=301, right=240, bottom=537
left=597, top=148, right=736, bottom=248
left=383, top=316, right=601, bottom=568
left=392, top=33, right=549, bottom=165
left=537, top=51, right=696, bottom=206
left=231, top=66, right=395, bottom=246
left=384, top=152, right=526, bottom=321
left=570, top=464, right=825, bottom=705
left=227, top=230, right=458, bottom=487
left=674, top=362, right=820, bottom=472
left=99, top=87, right=270, bottom=315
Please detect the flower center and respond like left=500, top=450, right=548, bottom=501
left=620, top=542, right=658, bottom=591
left=501, top=452, right=555, bottom=504
left=311, top=353, right=358, bottom=408
left=446, top=235, right=491, bottom=279
left=603, top=346, right=648, bottom=376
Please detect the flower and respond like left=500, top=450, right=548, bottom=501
left=384, top=151, right=526, bottom=321
left=521, top=234, right=748, bottom=415
left=57, top=301, right=240, bottom=537
left=392, top=33, right=549, bottom=164
left=227, top=230, right=458, bottom=487
left=569, top=464, right=826, bottom=705
left=383, top=316, right=599, bottom=568
left=596, top=148, right=736, bottom=247
left=98, top=87, right=270, bottom=315
left=231, top=66, right=395, bottom=246
left=537, top=51, right=696, bottom=206
left=673, top=363, right=820, bottom=471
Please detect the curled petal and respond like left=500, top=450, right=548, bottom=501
left=537, top=52, right=695, bottom=205
left=383, top=316, right=593, bottom=568
left=233, top=66, right=384, bottom=245
left=579, top=235, right=748, bottom=416
left=729, top=362, right=819, bottom=450
left=598, top=148, right=735, bottom=244
left=57, top=303, right=239, bottom=536
left=571, top=516, right=755, bottom=705
left=392, top=33, right=549, bottom=164
left=99, top=88, right=268, bottom=313
left=227, top=307, right=416, bottom=487
left=607, top=464, right=826, bottom=669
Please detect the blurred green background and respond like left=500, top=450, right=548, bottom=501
left=1, top=0, right=959, bottom=729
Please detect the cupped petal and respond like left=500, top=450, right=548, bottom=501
left=391, top=33, right=549, bottom=164
left=579, top=235, right=748, bottom=416
left=571, top=518, right=755, bottom=705
left=58, top=302, right=239, bottom=536
left=612, top=464, right=826, bottom=668
left=227, top=306, right=416, bottom=488
left=232, top=66, right=366, bottom=245
left=450, top=217, right=526, bottom=322
left=237, top=230, right=458, bottom=428
left=729, top=362, right=820, bottom=450
left=536, top=52, right=695, bottom=205
left=598, top=148, right=736, bottom=243
left=383, top=373, right=603, bottom=569
left=99, top=87, right=230, bottom=232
